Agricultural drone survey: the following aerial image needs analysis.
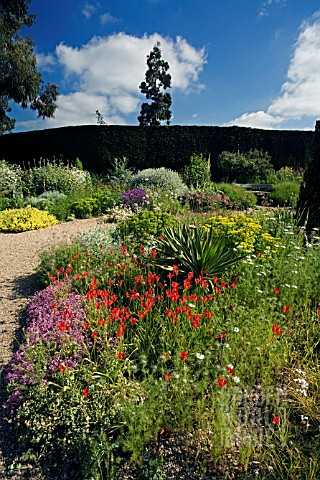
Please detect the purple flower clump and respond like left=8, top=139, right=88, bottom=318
left=121, top=188, right=149, bottom=212
left=3, top=283, right=88, bottom=416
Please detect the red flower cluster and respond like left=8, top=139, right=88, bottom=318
left=272, top=324, right=283, bottom=335
left=215, top=332, right=226, bottom=339
left=217, top=377, right=228, bottom=388
left=179, top=351, right=189, bottom=361
left=117, top=352, right=126, bottom=360
left=58, top=321, right=69, bottom=332
left=272, top=414, right=280, bottom=425
left=82, top=386, right=90, bottom=398
left=82, top=265, right=232, bottom=344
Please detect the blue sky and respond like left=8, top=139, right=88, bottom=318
left=13, top=0, right=320, bottom=132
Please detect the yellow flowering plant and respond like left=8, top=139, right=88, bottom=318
left=0, top=205, right=58, bottom=232
left=203, top=213, right=281, bottom=255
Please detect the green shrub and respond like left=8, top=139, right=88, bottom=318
left=180, top=153, right=211, bottom=188
left=0, top=160, right=24, bottom=198
left=116, top=210, right=179, bottom=245
left=129, top=168, right=187, bottom=197
left=70, top=198, right=100, bottom=219
left=270, top=181, right=300, bottom=207
left=46, top=187, right=118, bottom=222
left=0, top=196, right=23, bottom=211
left=29, top=191, right=81, bottom=221
left=46, top=196, right=74, bottom=221
left=25, top=191, right=67, bottom=212
left=93, top=186, right=120, bottom=214
left=267, top=166, right=304, bottom=185
left=216, top=149, right=274, bottom=183
left=211, top=183, right=257, bottom=210
left=27, top=197, right=54, bottom=212
left=0, top=206, right=58, bottom=232
left=22, top=159, right=92, bottom=196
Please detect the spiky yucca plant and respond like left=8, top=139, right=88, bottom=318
left=156, top=223, right=244, bottom=286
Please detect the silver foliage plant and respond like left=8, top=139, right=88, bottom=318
left=129, top=167, right=188, bottom=198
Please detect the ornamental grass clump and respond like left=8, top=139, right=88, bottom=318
left=0, top=205, right=58, bottom=232
left=270, top=181, right=300, bottom=207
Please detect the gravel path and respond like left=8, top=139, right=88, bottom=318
left=0, top=217, right=104, bottom=479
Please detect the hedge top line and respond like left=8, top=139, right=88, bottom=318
left=0, top=124, right=314, bottom=175
left=1, top=123, right=314, bottom=133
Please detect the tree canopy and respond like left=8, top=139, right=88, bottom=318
left=0, top=0, right=58, bottom=134
left=138, top=43, right=172, bottom=126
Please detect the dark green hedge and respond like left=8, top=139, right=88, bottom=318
left=297, top=121, right=320, bottom=230
left=0, top=125, right=314, bottom=176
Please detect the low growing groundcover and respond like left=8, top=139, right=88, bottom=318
left=3, top=211, right=320, bottom=479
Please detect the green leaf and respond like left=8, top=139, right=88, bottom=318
left=156, top=223, right=245, bottom=281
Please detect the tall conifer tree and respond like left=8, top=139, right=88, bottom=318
left=138, top=43, right=172, bottom=126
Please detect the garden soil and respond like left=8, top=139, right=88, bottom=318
left=0, top=217, right=104, bottom=479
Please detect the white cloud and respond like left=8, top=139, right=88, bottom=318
left=36, top=52, right=56, bottom=72
left=258, top=8, right=268, bottom=18
left=22, top=33, right=206, bottom=130
left=56, top=33, right=206, bottom=95
left=227, top=12, right=320, bottom=130
left=268, top=13, right=320, bottom=118
left=224, top=111, right=284, bottom=129
left=17, top=92, right=125, bottom=130
left=267, top=0, right=287, bottom=5
left=100, top=12, right=118, bottom=25
left=82, top=2, right=98, bottom=19
left=258, top=0, right=287, bottom=17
